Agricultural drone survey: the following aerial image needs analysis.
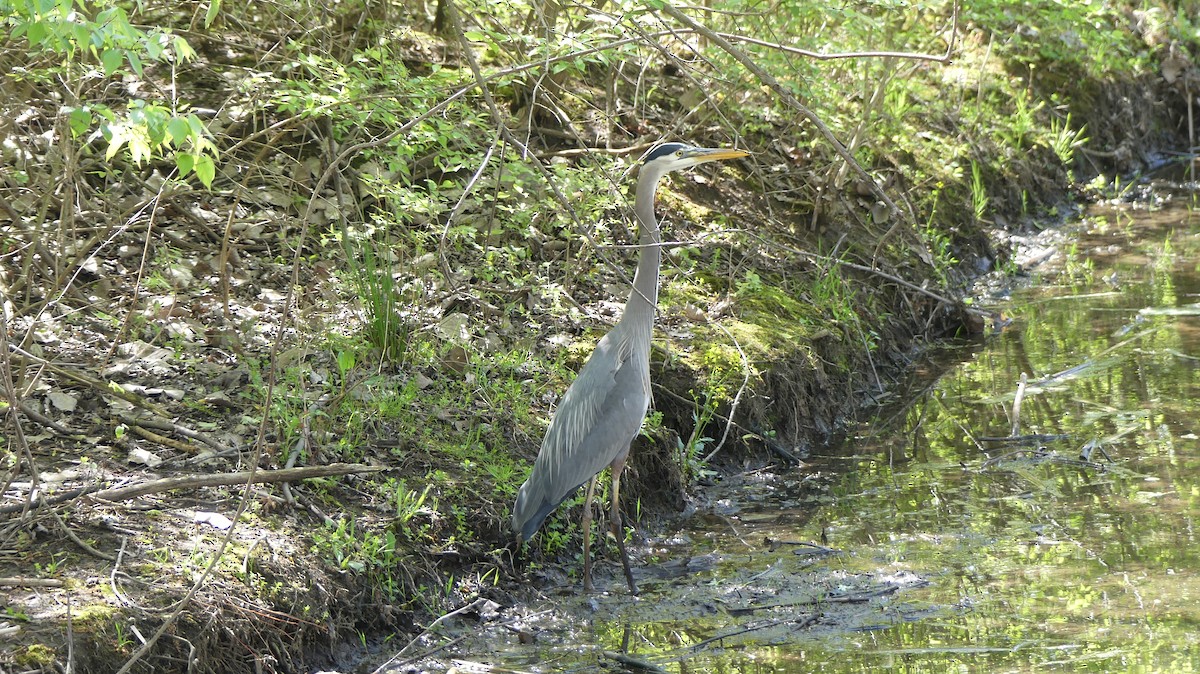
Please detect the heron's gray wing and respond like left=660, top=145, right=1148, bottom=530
left=512, top=327, right=649, bottom=539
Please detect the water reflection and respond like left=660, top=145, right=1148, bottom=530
left=794, top=199, right=1200, bottom=672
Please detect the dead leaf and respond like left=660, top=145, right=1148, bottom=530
left=193, top=511, right=233, bottom=530
left=442, top=345, right=469, bottom=374
left=436, top=313, right=471, bottom=343
left=47, top=390, right=78, bottom=412
left=1162, top=55, right=1186, bottom=83
left=684, top=304, right=709, bottom=323
left=118, top=340, right=174, bottom=363
left=127, top=448, right=163, bottom=467
left=203, top=391, right=239, bottom=409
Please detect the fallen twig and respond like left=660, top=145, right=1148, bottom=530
left=980, top=434, right=1071, bottom=446
left=689, top=613, right=820, bottom=651
left=49, top=504, right=117, bottom=561
left=0, top=484, right=100, bottom=516
left=15, top=400, right=75, bottom=435
left=119, top=414, right=233, bottom=455
left=728, top=584, right=906, bottom=616
left=127, top=423, right=197, bottom=454
left=0, top=577, right=65, bottom=587
left=8, top=343, right=171, bottom=418
left=89, top=463, right=383, bottom=503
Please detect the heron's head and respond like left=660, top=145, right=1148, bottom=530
left=641, top=142, right=749, bottom=174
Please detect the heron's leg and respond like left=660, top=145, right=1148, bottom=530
left=581, top=475, right=598, bottom=592
left=609, top=455, right=639, bottom=595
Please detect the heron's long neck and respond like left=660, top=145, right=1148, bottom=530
left=624, top=170, right=663, bottom=329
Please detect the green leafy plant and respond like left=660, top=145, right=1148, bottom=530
left=34, top=552, right=67, bottom=575
left=4, top=0, right=218, bottom=185
left=343, top=231, right=410, bottom=363
left=1049, top=113, right=1090, bottom=169
left=678, top=390, right=719, bottom=485
left=998, top=90, right=1044, bottom=149
left=393, top=480, right=433, bottom=527
left=7, top=0, right=189, bottom=74
left=310, top=518, right=410, bottom=598
left=1061, top=243, right=1095, bottom=285
left=971, top=160, right=989, bottom=223
left=920, top=185, right=960, bottom=288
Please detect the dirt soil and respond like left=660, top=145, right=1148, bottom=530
left=2, top=14, right=1198, bottom=674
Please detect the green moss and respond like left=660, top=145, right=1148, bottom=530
left=71, top=603, right=120, bottom=628
left=16, top=643, right=55, bottom=667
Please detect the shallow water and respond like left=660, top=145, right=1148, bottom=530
left=400, top=193, right=1200, bottom=673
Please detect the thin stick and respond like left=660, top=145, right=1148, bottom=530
left=90, top=464, right=383, bottom=503
left=118, top=414, right=232, bottom=454
left=0, top=577, right=65, bottom=587
left=7, top=343, right=171, bottom=418
left=66, top=591, right=76, bottom=674
left=49, top=505, right=117, bottom=561
left=0, top=289, right=39, bottom=524
left=13, top=400, right=74, bottom=435
left=603, top=650, right=670, bottom=674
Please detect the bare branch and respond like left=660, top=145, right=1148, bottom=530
left=90, top=463, right=384, bottom=504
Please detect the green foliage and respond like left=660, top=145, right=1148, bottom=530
left=997, top=90, right=1044, bottom=150
left=971, top=161, right=989, bottom=223
left=962, top=0, right=1155, bottom=75
left=1061, top=243, right=1095, bottom=285
left=2, top=0, right=218, bottom=185
left=312, top=519, right=400, bottom=584
left=1049, top=113, right=1090, bottom=169
left=342, top=228, right=410, bottom=363
left=921, top=184, right=961, bottom=288
left=3, top=0, right=190, bottom=74
left=97, top=102, right=218, bottom=185
left=677, top=390, right=719, bottom=485
left=392, top=479, right=434, bottom=528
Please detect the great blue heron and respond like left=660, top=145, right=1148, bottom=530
left=512, top=142, right=748, bottom=594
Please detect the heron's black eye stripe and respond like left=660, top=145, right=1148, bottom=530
left=643, top=142, right=688, bottom=163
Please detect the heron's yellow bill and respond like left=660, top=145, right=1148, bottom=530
left=683, top=147, right=750, bottom=162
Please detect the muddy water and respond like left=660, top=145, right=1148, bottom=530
left=401, top=194, right=1200, bottom=673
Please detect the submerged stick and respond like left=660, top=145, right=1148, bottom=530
left=604, top=651, right=671, bottom=673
